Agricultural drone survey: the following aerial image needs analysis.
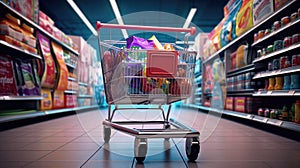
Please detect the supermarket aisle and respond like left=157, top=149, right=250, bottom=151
left=0, top=107, right=299, bottom=168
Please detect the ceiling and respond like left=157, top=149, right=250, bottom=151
left=39, top=0, right=227, bottom=43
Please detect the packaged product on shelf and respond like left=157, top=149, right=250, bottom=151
left=37, top=32, right=56, bottom=89
left=64, top=95, right=77, bottom=108
left=274, top=76, right=283, bottom=90
left=290, top=73, right=300, bottom=89
left=51, top=42, right=69, bottom=91
left=21, top=23, right=36, bottom=48
left=17, top=60, right=40, bottom=96
left=0, top=55, right=18, bottom=96
left=52, top=26, right=63, bottom=41
left=252, top=0, right=274, bottom=25
left=236, top=44, right=248, bottom=68
left=3, top=0, right=39, bottom=23
left=0, top=34, right=21, bottom=47
left=234, top=97, right=246, bottom=112
left=0, top=22, right=23, bottom=42
left=39, top=11, right=54, bottom=34
left=283, top=74, right=291, bottom=90
left=52, top=90, right=64, bottom=109
left=220, top=0, right=242, bottom=47
left=21, top=41, right=37, bottom=54
left=208, top=17, right=226, bottom=52
left=236, top=0, right=254, bottom=37
left=268, top=77, right=275, bottom=90
left=40, top=89, right=52, bottom=110
left=231, top=51, right=237, bottom=69
left=274, top=0, right=292, bottom=11
left=225, top=97, right=234, bottom=111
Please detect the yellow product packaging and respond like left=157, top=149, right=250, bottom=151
left=40, top=89, right=52, bottom=110
left=236, top=44, right=248, bottom=68
left=51, top=42, right=69, bottom=91
left=236, top=0, right=254, bottom=37
left=149, top=35, right=163, bottom=50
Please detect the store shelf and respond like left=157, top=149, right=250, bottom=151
left=203, top=0, right=298, bottom=64
left=253, top=43, right=300, bottom=63
left=227, top=64, right=255, bottom=77
left=0, top=40, right=42, bottom=60
left=0, top=96, right=43, bottom=101
left=64, top=90, right=77, bottom=94
left=78, top=95, right=93, bottom=98
left=68, top=77, right=77, bottom=81
left=184, top=104, right=300, bottom=132
left=227, top=89, right=254, bottom=96
left=253, top=90, right=300, bottom=96
left=0, top=1, right=79, bottom=56
left=252, top=19, right=300, bottom=47
left=253, top=65, right=300, bottom=79
left=0, top=105, right=98, bottom=123
left=78, top=82, right=89, bottom=86
left=66, top=63, right=76, bottom=69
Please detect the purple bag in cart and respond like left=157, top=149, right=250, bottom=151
left=125, top=63, right=142, bottom=91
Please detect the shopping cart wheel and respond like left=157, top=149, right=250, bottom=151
left=185, top=137, right=200, bottom=162
left=103, top=127, right=111, bottom=143
left=134, top=138, right=147, bottom=163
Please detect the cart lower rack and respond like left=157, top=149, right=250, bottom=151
left=97, top=21, right=200, bottom=162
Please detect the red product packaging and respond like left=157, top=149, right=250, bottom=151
left=234, top=97, right=246, bottom=112
left=225, top=97, right=234, bottom=111
left=53, top=90, right=64, bottom=109
left=37, top=32, right=56, bottom=89
left=0, top=55, right=18, bottom=96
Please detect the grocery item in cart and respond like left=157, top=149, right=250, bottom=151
left=126, top=36, right=154, bottom=49
left=148, top=35, right=163, bottom=50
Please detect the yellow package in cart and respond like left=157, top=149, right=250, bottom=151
left=236, top=0, right=254, bottom=37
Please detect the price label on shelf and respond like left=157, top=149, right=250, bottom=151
left=267, top=91, right=272, bottom=95
left=268, top=119, right=283, bottom=126
left=263, top=118, right=269, bottom=123
left=288, top=90, right=295, bottom=95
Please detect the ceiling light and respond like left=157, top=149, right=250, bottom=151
left=109, top=0, right=128, bottom=39
left=66, top=0, right=98, bottom=36
left=183, top=8, right=197, bottom=29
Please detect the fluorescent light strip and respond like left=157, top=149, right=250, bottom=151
left=183, top=8, right=197, bottom=29
left=66, top=0, right=98, bottom=36
left=109, top=0, right=128, bottom=39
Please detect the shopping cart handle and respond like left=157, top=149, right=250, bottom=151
left=96, top=21, right=196, bottom=35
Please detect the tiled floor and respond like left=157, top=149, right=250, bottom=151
left=0, top=106, right=299, bottom=168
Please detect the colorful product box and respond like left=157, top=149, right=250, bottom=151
left=235, top=97, right=246, bottom=112
left=226, top=97, right=235, bottom=111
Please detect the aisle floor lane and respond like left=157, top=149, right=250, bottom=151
left=0, top=108, right=299, bottom=168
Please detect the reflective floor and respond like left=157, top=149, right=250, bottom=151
left=0, top=106, right=299, bottom=168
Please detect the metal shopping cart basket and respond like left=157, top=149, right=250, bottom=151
left=96, top=21, right=200, bottom=162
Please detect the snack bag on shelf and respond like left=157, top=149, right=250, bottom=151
left=3, top=0, right=39, bottom=23
left=236, top=0, right=254, bottom=37
left=37, top=32, right=56, bottom=89
left=236, top=44, right=248, bottom=68
left=252, top=0, right=274, bottom=25
left=40, top=89, right=52, bottom=110
left=274, top=0, right=292, bottom=11
left=51, top=42, right=69, bottom=91
left=18, top=61, right=40, bottom=96
left=208, top=17, right=226, bottom=52
left=52, top=90, right=64, bottom=109
left=220, top=0, right=242, bottom=47
left=21, top=23, right=37, bottom=48
left=0, top=55, right=18, bottom=96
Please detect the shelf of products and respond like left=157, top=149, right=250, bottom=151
left=227, top=64, right=255, bottom=77
left=253, top=43, right=300, bottom=63
left=0, top=1, right=79, bottom=56
left=184, top=104, right=300, bottom=132
left=68, top=77, right=77, bottom=82
left=78, top=95, right=93, bottom=98
left=0, top=105, right=98, bottom=123
left=199, top=0, right=300, bottom=133
left=0, top=40, right=41, bottom=60
left=252, top=18, right=300, bottom=47
left=253, top=65, right=300, bottom=79
left=0, top=96, right=43, bottom=100
left=66, top=62, right=76, bottom=69
left=78, top=82, right=89, bottom=87
left=64, top=90, right=77, bottom=94
left=253, top=90, right=300, bottom=96
left=203, top=0, right=298, bottom=64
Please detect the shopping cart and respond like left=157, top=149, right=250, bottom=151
left=96, top=21, right=200, bottom=162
